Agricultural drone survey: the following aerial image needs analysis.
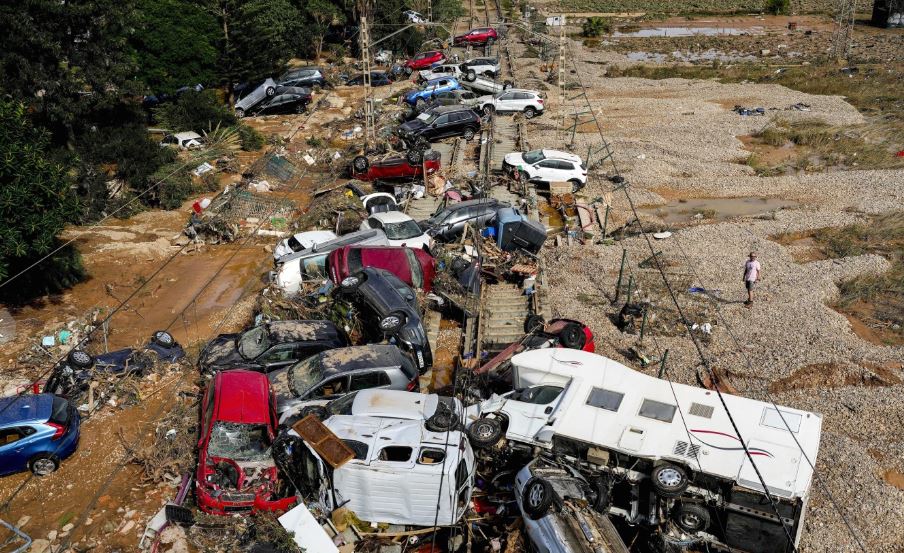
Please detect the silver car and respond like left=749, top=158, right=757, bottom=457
left=234, top=78, right=278, bottom=117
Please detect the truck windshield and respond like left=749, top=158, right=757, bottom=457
left=238, top=326, right=270, bottom=359
left=208, top=422, right=271, bottom=462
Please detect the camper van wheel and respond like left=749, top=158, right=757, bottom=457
left=522, top=477, right=555, bottom=519
left=558, top=323, right=586, bottom=350
left=67, top=349, right=95, bottom=369
left=674, top=502, right=711, bottom=533
left=426, top=410, right=456, bottom=432
left=467, top=417, right=503, bottom=448
left=591, top=474, right=611, bottom=512
left=651, top=463, right=689, bottom=498
left=353, top=156, right=370, bottom=173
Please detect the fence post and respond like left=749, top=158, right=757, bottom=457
left=639, top=307, right=649, bottom=342
left=602, top=204, right=609, bottom=237
left=626, top=275, right=634, bottom=305
left=658, top=349, right=669, bottom=378
left=614, top=248, right=627, bottom=302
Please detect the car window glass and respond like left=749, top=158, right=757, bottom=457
left=557, top=161, right=574, bottom=170
left=537, top=160, right=559, bottom=169
left=288, top=355, right=324, bottom=397
left=0, top=428, right=24, bottom=445
left=515, top=385, right=563, bottom=404
left=405, top=249, right=424, bottom=289
left=327, top=391, right=358, bottom=415
left=50, top=396, right=71, bottom=426
left=347, top=249, right=363, bottom=272
left=462, top=92, right=475, bottom=100
left=368, top=217, right=383, bottom=230
left=238, top=326, right=270, bottom=359
left=499, top=93, right=515, bottom=101
left=454, top=460, right=468, bottom=489
left=384, top=220, right=423, bottom=240
left=310, top=376, right=349, bottom=398
left=258, top=344, right=296, bottom=364
left=586, top=387, right=624, bottom=412
left=344, top=439, right=369, bottom=460
left=208, top=422, right=271, bottom=462
left=350, top=371, right=390, bottom=391
left=302, top=254, right=328, bottom=280
left=514, top=93, right=531, bottom=100
left=378, top=446, right=412, bottom=462
left=433, top=114, right=448, bottom=125
left=639, top=399, right=677, bottom=423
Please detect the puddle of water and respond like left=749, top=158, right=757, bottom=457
left=613, top=26, right=762, bottom=38
left=626, top=49, right=757, bottom=63
left=640, top=197, right=800, bottom=224
left=539, top=202, right=566, bottom=232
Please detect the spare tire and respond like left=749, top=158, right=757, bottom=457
left=406, top=149, right=424, bottom=165
left=67, top=349, right=94, bottom=369
left=467, top=417, right=503, bottom=448
left=352, top=155, right=370, bottom=173
left=151, top=330, right=175, bottom=348
left=559, top=323, right=586, bottom=350
left=651, top=463, right=690, bottom=498
left=426, top=410, right=456, bottom=432
left=522, top=477, right=555, bottom=519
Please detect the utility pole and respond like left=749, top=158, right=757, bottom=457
left=830, top=0, right=858, bottom=59
left=360, top=14, right=376, bottom=147
left=557, top=15, right=567, bottom=146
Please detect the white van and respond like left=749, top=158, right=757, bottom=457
left=465, top=348, right=823, bottom=553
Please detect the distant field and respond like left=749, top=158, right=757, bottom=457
left=537, top=0, right=838, bottom=14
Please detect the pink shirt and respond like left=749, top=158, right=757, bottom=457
left=744, top=259, right=761, bottom=281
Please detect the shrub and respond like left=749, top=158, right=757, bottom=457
left=582, top=17, right=611, bottom=37
left=767, top=0, right=790, bottom=15
left=154, top=90, right=237, bottom=134
left=238, top=124, right=265, bottom=151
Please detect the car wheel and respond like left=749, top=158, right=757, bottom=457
left=524, top=106, right=536, bottom=119
left=522, top=477, right=555, bottom=519
left=467, top=417, right=503, bottom=448
left=462, top=127, right=476, bottom=140
left=151, top=330, right=175, bottom=348
left=295, top=103, right=306, bottom=114
left=235, top=108, right=245, bottom=118
left=29, top=454, right=59, bottom=476
left=379, top=311, right=406, bottom=333
left=558, top=322, right=586, bottom=350
left=416, top=98, right=426, bottom=110
left=426, top=410, right=457, bottom=432
left=569, top=178, right=584, bottom=193
left=406, top=149, right=424, bottom=165
left=651, top=463, right=690, bottom=498
left=483, top=105, right=495, bottom=116
left=518, top=170, right=530, bottom=182
left=266, top=86, right=275, bottom=96
left=674, top=502, right=711, bottom=533
left=465, top=71, right=477, bottom=82
left=67, top=349, right=94, bottom=369
left=352, top=156, right=370, bottom=174
left=524, top=314, right=545, bottom=333
left=340, top=275, right=362, bottom=292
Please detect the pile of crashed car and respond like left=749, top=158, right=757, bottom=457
left=15, top=33, right=825, bottom=553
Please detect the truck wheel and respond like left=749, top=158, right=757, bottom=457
left=462, top=128, right=476, bottom=140
left=523, top=106, right=536, bottom=119
left=151, top=330, right=175, bottom=348
left=674, top=502, right=711, bottom=533
left=522, top=477, right=555, bottom=519
left=67, top=349, right=94, bottom=369
left=558, top=323, right=586, bottom=350
left=467, top=417, right=503, bottom=448
left=651, top=463, right=690, bottom=498
left=352, top=156, right=370, bottom=173
left=406, top=149, right=424, bottom=165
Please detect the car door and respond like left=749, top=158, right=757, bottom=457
left=501, top=385, right=567, bottom=444
left=255, top=343, right=299, bottom=372
left=0, top=426, right=36, bottom=473
left=495, top=92, right=516, bottom=112
left=513, top=92, right=533, bottom=111
left=533, top=160, right=560, bottom=183
left=429, top=113, right=451, bottom=139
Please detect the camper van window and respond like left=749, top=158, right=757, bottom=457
left=454, top=460, right=469, bottom=491
left=418, top=448, right=446, bottom=464
left=514, top=385, right=563, bottom=404
left=586, top=387, right=625, bottom=412
left=638, top=399, right=677, bottom=423
left=761, top=408, right=802, bottom=433
left=378, top=446, right=413, bottom=462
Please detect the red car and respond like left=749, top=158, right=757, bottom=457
left=195, top=370, right=296, bottom=516
left=404, top=51, right=446, bottom=74
left=453, top=27, right=498, bottom=46
left=328, top=245, right=436, bottom=292
left=351, top=150, right=440, bottom=181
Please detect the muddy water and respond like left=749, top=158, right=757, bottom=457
left=613, top=26, right=762, bottom=38
left=639, top=197, right=800, bottom=224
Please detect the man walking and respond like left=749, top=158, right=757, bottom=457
left=743, top=252, right=761, bottom=306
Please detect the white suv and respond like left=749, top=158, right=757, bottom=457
left=418, top=63, right=461, bottom=82
left=502, top=149, right=588, bottom=190
left=477, top=89, right=544, bottom=118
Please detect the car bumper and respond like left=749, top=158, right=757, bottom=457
left=196, top=485, right=297, bottom=516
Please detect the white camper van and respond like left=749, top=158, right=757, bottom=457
left=465, top=348, right=822, bottom=553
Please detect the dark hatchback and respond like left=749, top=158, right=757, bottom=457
left=334, top=268, right=433, bottom=373
left=198, top=320, right=349, bottom=374
left=277, top=67, right=330, bottom=89
left=241, top=86, right=312, bottom=117
left=422, top=198, right=510, bottom=242
left=397, top=105, right=482, bottom=149
left=345, top=71, right=393, bottom=86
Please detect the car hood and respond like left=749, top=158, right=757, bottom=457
left=503, top=152, right=527, bottom=166
left=398, top=119, right=427, bottom=134
left=199, top=334, right=244, bottom=369
left=477, top=94, right=494, bottom=103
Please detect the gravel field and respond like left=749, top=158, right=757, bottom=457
left=508, top=30, right=904, bottom=553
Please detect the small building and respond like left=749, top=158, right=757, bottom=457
left=871, top=0, right=904, bottom=27
left=546, top=15, right=566, bottom=27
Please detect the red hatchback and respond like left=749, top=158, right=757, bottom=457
left=195, top=370, right=296, bottom=515
left=453, top=27, right=498, bottom=46
left=328, top=246, right=436, bottom=292
left=351, top=150, right=440, bottom=181
left=404, top=51, right=446, bottom=73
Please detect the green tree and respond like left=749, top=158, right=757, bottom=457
left=0, top=100, right=83, bottom=298
left=131, top=0, right=220, bottom=93
left=767, top=0, right=790, bottom=15
left=582, top=17, right=611, bottom=37
left=305, top=0, right=345, bottom=62
left=154, top=90, right=238, bottom=133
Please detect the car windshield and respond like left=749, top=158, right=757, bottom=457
left=384, top=220, right=424, bottom=240
left=287, top=235, right=303, bottom=251
left=301, top=253, right=328, bottom=280
left=49, top=396, right=70, bottom=426
left=237, top=326, right=270, bottom=359
left=522, top=150, right=545, bottom=164
left=287, top=355, right=324, bottom=397
left=417, top=112, right=435, bottom=123
left=207, top=422, right=272, bottom=462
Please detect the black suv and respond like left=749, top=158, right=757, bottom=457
left=278, top=67, right=330, bottom=89
left=334, top=268, right=433, bottom=372
left=397, top=105, right=482, bottom=149
left=198, top=320, right=349, bottom=373
left=422, top=198, right=510, bottom=241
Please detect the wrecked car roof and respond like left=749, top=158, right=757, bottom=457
left=319, top=344, right=408, bottom=376
left=325, top=415, right=466, bottom=458
left=266, top=320, right=343, bottom=342
left=351, top=389, right=440, bottom=420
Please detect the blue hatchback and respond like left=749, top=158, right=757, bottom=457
left=0, top=394, right=80, bottom=476
left=404, top=77, right=461, bottom=106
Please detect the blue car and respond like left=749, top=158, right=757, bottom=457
left=0, top=394, right=80, bottom=476
left=404, top=77, right=461, bottom=107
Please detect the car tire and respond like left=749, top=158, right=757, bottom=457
left=266, top=86, right=275, bottom=96
left=558, top=322, right=586, bottom=350
left=379, top=311, right=406, bottom=333
left=522, top=477, right=555, bottom=520
left=518, top=170, right=530, bottom=182
left=426, top=410, right=457, bottom=432
left=406, top=149, right=424, bottom=165
left=569, top=178, right=584, bottom=193
left=674, top=502, right=711, bottom=533
left=467, top=417, right=503, bottom=448
left=462, top=127, right=476, bottom=141
left=28, top=454, right=59, bottom=476
left=235, top=108, right=245, bottom=118
left=352, top=155, right=370, bottom=173
left=524, top=314, right=545, bottom=333
left=295, top=103, right=306, bottom=114
left=483, top=105, right=495, bottom=116
left=151, top=330, right=175, bottom=348
left=67, top=349, right=94, bottom=369
left=651, top=463, right=690, bottom=498
left=465, top=71, right=477, bottom=82
left=524, top=106, right=536, bottom=119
